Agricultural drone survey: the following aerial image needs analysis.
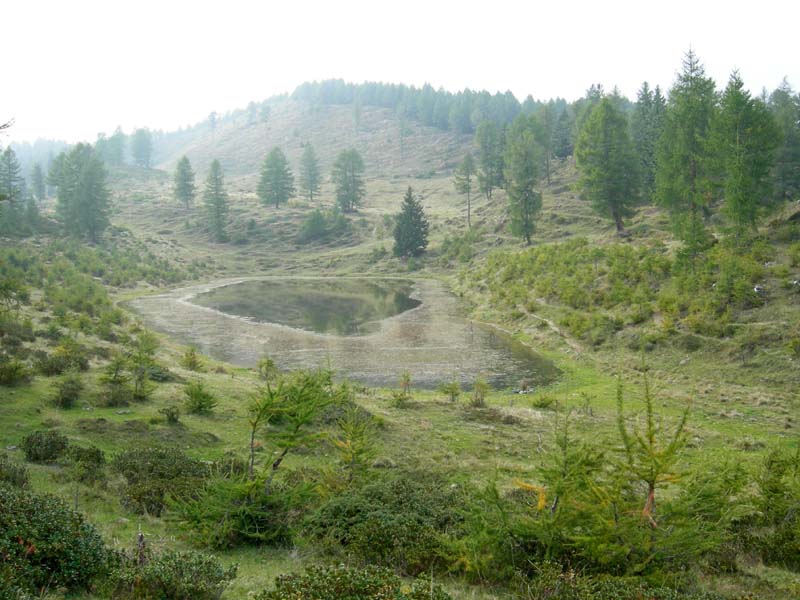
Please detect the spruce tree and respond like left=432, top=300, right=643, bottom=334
left=576, top=97, right=640, bottom=234
left=203, top=159, right=228, bottom=242
left=257, top=147, right=295, bottom=209
left=536, top=101, right=558, bottom=184
left=768, top=79, right=800, bottom=201
left=31, top=163, right=46, bottom=201
left=505, top=115, right=543, bottom=245
left=0, top=147, right=24, bottom=205
left=299, top=144, right=322, bottom=202
left=54, top=144, right=111, bottom=242
left=631, top=82, right=666, bottom=199
left=393, top=186, right=429, bottom=257
left=453, top=152, right=476, bottom=228
left=655, top=50, right=717, bottom=254
left=475, top=121, right=505, bottom=199
left=552, top=109, right=574, bottom=159
left=332, top=149, right=365, bottom=212
left=711, top=71, right=779, bottom=233
left=173, top=156, right=196, bottom=208
left=130, top=128, right=153, bottom=168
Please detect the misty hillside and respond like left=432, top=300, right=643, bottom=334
left=154, top=100, right=473, bottom=183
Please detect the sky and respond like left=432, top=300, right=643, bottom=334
left=3, top=0, right=799, bottom=144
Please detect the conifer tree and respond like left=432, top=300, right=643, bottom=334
left=299, top=144, right=321, bottom=202
left=257, top=147, right=295, bottom=209
left=53, top=144, right=111, bottom=242
left=0, top=147, right=24, bottom=205
left=552, top=109, right=574, bottom=159
left=536, top=101, right=558, bottom=184
left=173, top=156, right=196, bottom=208
left=768, top=79, right=800, bottom=201
left=107, top=127, right=127, bottom=166
left=130, top=128, right=153, bottom=168
left=453, top=152, right=476, bottom=228
left=332, top=149, right=365, bottom=212
left=655, top=50, right=717, bottom=254
left=504, top=115, right=543, bottom=245
left=393, top=186, right=429, bottom=257
left=203, top=159, right=228, bottom=242
left=31, top=163, right=46, bottom=201
left=576, top=96, right=640, bottom=234
left=631, top=82, right=666, bottom=198
left=475, top=121, right=505, bottom=199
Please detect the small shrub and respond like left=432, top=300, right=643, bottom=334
left=531, top=394, right=556, bottom=410
left=21, top=430, right=69, bottom=463
left=159, top=405, right=181, bottom=424
left=103, top=549, right=237, bottom=600
left=0, top=454, right=30, bottom=488
left=257, top=355, right=278, bottom=380
left=0, top=484, right=108, bottom=593
left=0, top=355, right=30, bottom=386
left=255, top=564, right=452, bottom=600
left=52, top=371, right=84, bottom=408
left=35, top=338, right=89, bottom=375
left=180, top=345, right=204, bottom=371
left=438, top=380, right=461, bottom=402
left=67, top=444, right=106, bottom=485
left=184, top=380, right=217, bottom=415
left=469, top=377, right=490, bottom=408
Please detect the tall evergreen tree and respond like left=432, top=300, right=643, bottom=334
left=453, top=152, right=477, bottom=228
left=107, top=127, right=127, bottom=166
left=0, top=147, right=24, bottom=204
left=552, top=108, right=574, bottom=159
left=535, top=102, right=558, bottom=184
left=299, top=144, right=322, bottom=202
left=631, top=82, right=666, bottom=199
left=31, top=163, right=46, bottom=201
left=332, top=149, right=365, bottom=212
left=710, top=71, right=779, bottom=233
left=53, top=144, right=111, bottom=242
left=505, top=115, right=543, bottom=245
left=768, top=79, right=800, bottom=201
left=655, top=50, right=717, bottom=253
left=393, top=186, right=429, bottom=257
left=203, top=159, right=228, bottom=242
left=576, top=97, right=640, bottom=234
left=130, top=128, right=153, bottom=168
left=173, top=155, right=196, bottom=208
left=258, top=147, right=295, bottom=209
left=475, top=121, right=505, bottom=199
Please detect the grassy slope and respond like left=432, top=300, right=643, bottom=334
left=3, top=101, right=800, bottom=598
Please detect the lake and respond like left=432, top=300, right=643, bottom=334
left=126, top=277, right=559, bottom=390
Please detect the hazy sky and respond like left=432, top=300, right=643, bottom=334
left=4, top=0, right=799, bottom=144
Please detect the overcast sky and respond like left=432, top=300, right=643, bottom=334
left=4, top=0, right=799, bottom=144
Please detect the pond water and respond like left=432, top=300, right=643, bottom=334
left=127, top=277, right=559, bottom=390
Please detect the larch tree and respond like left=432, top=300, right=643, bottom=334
left=575, top=96, right=640, bottom=234
left=31, top=163, right=46, bottom=201
left=257, top=147, right=295, bottom=209
left=332, top=149, right=365, bottom=212
left=393, top=186, right=429, bottom=257
left=631, top=82, right=666, bottom=199
left=203, top=159, right=229, bottom=242
left=453, top=152, right=476, bottom=228
left=53, top=144, right=111, bottom=242
left=535, top=101, right=558, bottom=184
left=504, top=114, right=543, bottom=245
left=0, top=147, right=24, bottom=204
left=655, top=50, right=717, bottom=254
left=768, top=79, right=800, bottom=202
left=130, top=128, right=153, bottom=168
left=475, top=120, right=505, bottom=199
left=299, top=144, right=322, bottom=202
left=173, top=155, right=196, bottom=208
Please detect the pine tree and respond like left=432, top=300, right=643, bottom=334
left=203, top=159, right=228, bottom=242
left=31, top=163, right=46, bottom=201
left=710, top=71, right=779, bottom=233
left=299, top=144, right=321, bottom=202
left=173, top=155, right=196, bottom=208
left=453, top=152, right=476, bottom=228
left=536, top=101, right=558, bottom=184
left=576, top=96, right=640, bottom=234
left=475, top=121, right=505, bottom=199
left=504, top=115, right=543, bottom=245
left=631, top=82, right=666, bottom=199
left=53, top=144, right=111, bottom=242
left=0, top=147, right=24, bottom=204
left=655, top=50, right=717, bottom=254
left=130, top=128, right=153, bottom=168
left=257, top=147, right=295, bottom=209
left=393, top=186, right=429, bottom=257
left=332, top=149, right=365, bottom=212
left=768, top=79, right=800, bottom=201
left=107, top=127, right=127, bottom=166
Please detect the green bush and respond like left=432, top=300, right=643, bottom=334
left=255, top=564, right=452, bottom=600
left=0, top=355, right=30, bottom=386
left=21, top=430, right=69, bottom=463
left=103, top=549, right=237, bottom=600
left=0, top=454, right=29, bottom=488
left=67, top=444, right=106, bottom=485
left=52, top=371, right=84, bottom=408
left=184, top=380, right=217, bottom=415
left=179, top=346, right=204, bottom=371
left=35, top=338, right=89, bottom=375
left=159, top=405, right=181, bottom=424
left=0, top=483, right=108, bottom=593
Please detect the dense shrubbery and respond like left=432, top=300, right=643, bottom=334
left=21, top=430, right=69, bottom=463
left=0, top=454, right=29, bottom=488
left=0, top=483, right=108, bottom=593
left=255, top=564, right=452, bottom=600
left=0, top=354, right=30, bottom=385
left=296, top=208, right=351, bottom=244
left=51, top=371, right=84, bottom=408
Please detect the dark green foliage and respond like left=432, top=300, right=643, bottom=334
left=21, top=430, right=68, bottom=463
left=299, top=143, right=321, bottom=202
left=0, top=454, right=29, bottom=488
left=475, top=121, right=505, bottom=199
left=203, top=159, right=229, bottom=242
left=112, top=447, right=208, bottom=516
left=67, top=444, right=106, bottom=485
left=505, top=114, right=543, bottom=244
left=332, top=149, right=365, bottom=212
left=94, top=127, right=126, bottom=166
left=258, top=147, right=295, bottom=208
left=631, top=82, right=666, bottom=198
left=179, top=345, right=204, bottom=371
left=52, top=371, right=84, bottom=408
left=52, top=144, right=111, bottom=242
left=103, top=549, right=237, bottom=600
left=130, top=128, right=153, bottom=168
left=184, top=380, right=217, bottom=415
left=173, top=155, right=196, bottom=208
left=0, top=484, right=108, bottom=593
left=306, top=474, right=462, bottom=575
left=576, top=96, right=640, bottom=233
left=255, top=564, right=452, bottom=600
left=159, top=405, right=181, bottom=424
left=393, top=187, right=429, bottom=257
left=0, top=355, right=30, bottom=385
left=768, top=79, right=800, bottom=201
left=297, top=207, right=350, bottom=244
